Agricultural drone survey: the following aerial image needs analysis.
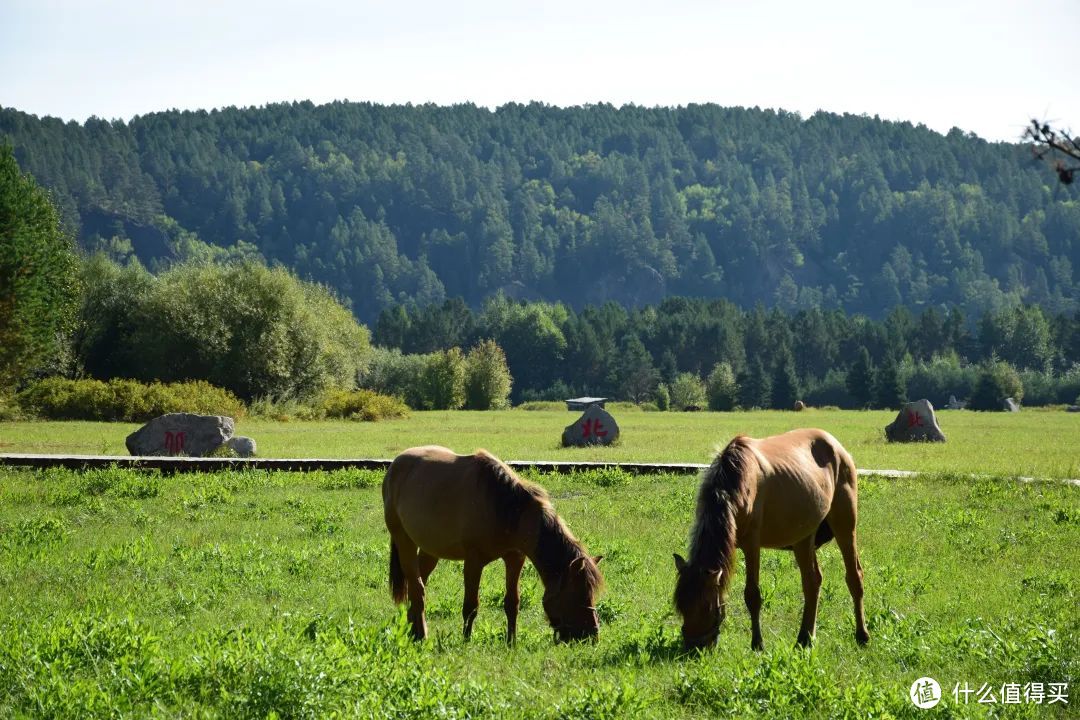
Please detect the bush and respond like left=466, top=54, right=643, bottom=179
left=901, top=353, right=977, bottom=408
left=77, top=259, right=370, bottom=401
left=514, top=400, right=563, bottom=411
left=318, top=389, right=409, bottom=421
left=17, top=378, right=246, bottom=421
left=706, top=362, right=738, bottom=411
left=358, top=348, right=427, bottom=408
left=464, top=340, right=512, bottom=410
left=654, top=384, right=670, bottom=411
left=518, top=380, right=575, bottom=403
left=803, top=370, right=855, bottom=408
left=969, top=360, right=1024, bottom=411
left=670, top=372, right=707, bottom=410
left=419, top=348, right=466, bottom=410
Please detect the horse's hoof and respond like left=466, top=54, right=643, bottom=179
left=751, top=640, right=764, bottom=652
left=855, top=629, right=870, bottom=646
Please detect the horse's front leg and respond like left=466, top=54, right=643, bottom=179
left=462, top=556, right=485, bottom=640
left=502, top=552, right=526, bottom=644
left=792, top=535, right=822, bottom=648
left=743, top=543, right=764, bottom=651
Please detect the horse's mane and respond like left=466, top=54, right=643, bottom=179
left=679, top=435, right=755, bottom=603
left=476, top=450, right=603, bottom=593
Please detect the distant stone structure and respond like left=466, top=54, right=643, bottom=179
left=884, top=399, right=946, bottom=443
left=562, top=405, right=619, bottom=447
left=793, top=400, right=806, bottom=411
left=1003, top=397, right=1020, bottom=412
left=946, top=395, right=967, bottom=410
left=125, top=413, right=235, bottom=456
left=1067, top=405, right=1080, bottom=413
left=565, top=397, right=607, bottom=411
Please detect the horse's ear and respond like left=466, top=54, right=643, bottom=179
left=593, top=555, right=604, bottom=565
left=673, top=553, right=688, bottom=573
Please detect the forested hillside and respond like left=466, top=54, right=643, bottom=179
left=2, top=102, right=1078, bottom=321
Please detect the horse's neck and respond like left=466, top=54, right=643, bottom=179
left=689, top=473, right=747, bottom=571
left=527, top=513, right=577, bottom=587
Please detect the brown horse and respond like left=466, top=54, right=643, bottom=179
left=673, top=428, right=869, bottom=651
left=383, top=445, right=604, bottom=643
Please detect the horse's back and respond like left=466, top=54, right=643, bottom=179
left=383, top=446, right=485, bottom=559
left=745, top=429, right=851, bottom=548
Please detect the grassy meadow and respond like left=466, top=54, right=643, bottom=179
left=2, top=406, right=1080, bottom=479
left=0, top=464, right=1077, bottom=718
left=0, top=409, right=1078, bottom=717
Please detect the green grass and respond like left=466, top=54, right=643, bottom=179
left=0, top=463, right=1076, bottom=718
left=3, top=407, right=1080, bottom=478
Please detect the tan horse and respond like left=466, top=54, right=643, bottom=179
left=383, top=445, right=604, bottom=643
left=673, top=428, right=869, bottom=651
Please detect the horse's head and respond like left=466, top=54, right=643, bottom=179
left=673, top=553, right=725, bottom=650
left=543, top=554, right=604, bottom=642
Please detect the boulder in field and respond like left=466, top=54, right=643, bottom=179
left=125, top=413, right=235, bottom=456
left=1003, top=397, right=1020, bottom=412
left=225, top=436, right=257, bottom=457
left=884, top=399, right=946, bottom=443
left=562, top=405, right=619, bottom=447
left=793, top=400, right=806, bottom=411
left=946, top=394, right=966, bottom=410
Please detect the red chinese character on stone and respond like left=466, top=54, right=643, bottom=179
left=906, top=411, right=924, bottom=429
left=582, top=418, right=608, bottom=438
left=164, top=431, right=186, bottom=454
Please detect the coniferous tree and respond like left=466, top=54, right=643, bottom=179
left=846, top=347, right=875, bottom=409
left=771, top=348, right=801, bottom=410
left=872, top=357, right=906, bottom=410
left=737, top=358, right=772, bottom=409
left=0, top=145, right=81, bottom=386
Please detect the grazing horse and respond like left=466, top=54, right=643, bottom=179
left=383, top=445, right=604, bottom=643
left=673, top=428, right=869, bottom=651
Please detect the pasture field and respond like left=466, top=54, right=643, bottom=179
left=2, top=407, right=1080, bottom=479
left=0, top=461, right=1077, bottom=718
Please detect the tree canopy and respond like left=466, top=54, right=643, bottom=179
left=2, top=102, right=1078, bottom=323
left=0, top=144, right=81, bottom=387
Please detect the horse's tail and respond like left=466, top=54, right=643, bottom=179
left=692, top=436, right=753, bottom=595
left=814, top=519, right=834, bottom=548
left=383, top=454, right=409, bottom=604
left=389, top=540, right=406, bottom=603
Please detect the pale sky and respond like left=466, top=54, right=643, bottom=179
left=2, top=0, right=1077, bottom=143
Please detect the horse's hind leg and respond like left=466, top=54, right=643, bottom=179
left=394, top=537, right=428, bottom=640
left=792, top=535, right=823, bottom=648
left=462, top=555, right=485, bottom=640
left=743, top=543, right=764, bottom=651
left=502, top=552, right=526, bottom=644
left=834, top=526, right=870, bottom=645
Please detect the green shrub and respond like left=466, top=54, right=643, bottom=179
left=77, top=259, right=370, bottom=401
left=670, top=372, right=706, bottom=410
left=970, top=360, right=1024, bottom=411
left=464, top=339, right=512, bottom=410
left=358, top=347, right=427, bottom=409
left=706, top=362, right=738, bottom=411
left=654, top=383, right=670, bottom=411
left=17, top=377, right=245, bottom=421
left=319, top=389, right=409, bottom=421
left=419, top=348, right=466, bottom=410
left=514, top=401, right=563, bottom=411
left=0, top=392, right=22, bottom=420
